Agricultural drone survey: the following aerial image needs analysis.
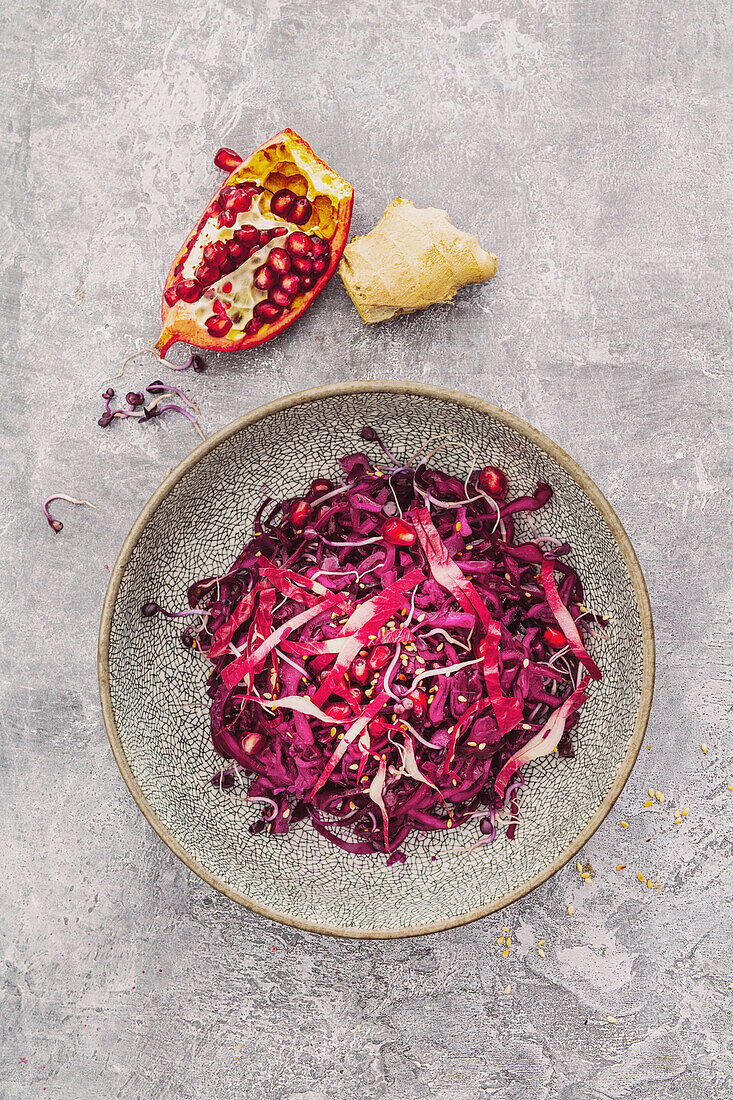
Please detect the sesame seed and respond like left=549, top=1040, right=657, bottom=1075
left=502, top=925, right=510, bottom=932
left=580, top=871, right=591, bottom=880
left=616, top=864, right=626, bottom=870
left=537, top=948, right=546, bottom=958
left=576, top=861, right=583, bottom=873
left=523, top=658, right=529, bottom=668
left=497, top=936, right=505, bottom=944
left=478, top=743, right=486, bottom=750
left=458, top=695, right=467, bottom=702
left=522, top=723, right=531, bottom=730
left=506, top=937, right=512, bottom=946
left=606, top=1015, right=618, bottom=1023
left=538, top=939, right=546, bottom=946
left=502, top=947, right=510, bottom=958
left=680, top=808, right=689, bottom=816
left=637, top=872, right=645, bottom=883
left=701, top=743, right=708, bottom=753
left=282, top=807, right=290, bottom=818
left=643, top=799, right=653, bottom=807
left=467, top=741, right=477, bottom=747
left=648, top=787, right=654, bottom=797
left=621, top=820, right=629, bottom=827
left=567, top=904, right=574, bottom=915
left=655, top=790, right=664, bottom=802
left=503, top=984, right=511, bottom=994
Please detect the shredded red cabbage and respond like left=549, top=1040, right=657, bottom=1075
left=168, top=428, right=605, bottom=862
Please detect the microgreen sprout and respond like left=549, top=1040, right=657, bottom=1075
left=43, top=494, right=97, bottom=533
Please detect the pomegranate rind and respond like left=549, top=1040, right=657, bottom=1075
left=156, top=129, right=354, bottom=356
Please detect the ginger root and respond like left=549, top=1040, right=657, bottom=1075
left=338, top=198, right=497, bottom=324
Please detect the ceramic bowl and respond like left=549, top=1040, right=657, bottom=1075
left=99, top=382, right=654, bottom=937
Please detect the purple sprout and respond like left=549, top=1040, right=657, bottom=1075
left=43, top=494, right=97, bottom=534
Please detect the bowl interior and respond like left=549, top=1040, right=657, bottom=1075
left=104, top=388, right=649, bottom=936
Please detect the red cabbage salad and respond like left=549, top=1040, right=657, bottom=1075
left=144, top=427, right=606, bottom=864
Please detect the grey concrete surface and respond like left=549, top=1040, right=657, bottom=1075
left=1, top=1, right=731, bottom=1097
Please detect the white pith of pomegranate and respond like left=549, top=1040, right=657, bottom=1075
left=166, top=187, right=331, bottom=340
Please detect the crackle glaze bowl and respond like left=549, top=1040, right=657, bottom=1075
left=98, top=382, right=654, bottom=938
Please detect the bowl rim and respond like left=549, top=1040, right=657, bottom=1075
left=98, top=380, right=655, bottom=939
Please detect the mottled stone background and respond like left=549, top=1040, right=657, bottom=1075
left=1, top=1, right=730, bottom=1097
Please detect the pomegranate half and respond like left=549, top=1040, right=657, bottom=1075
left=155, top=129, right=354, bottom=356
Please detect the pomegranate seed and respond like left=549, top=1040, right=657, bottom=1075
left=270, top=287, right=293, bottom=308
left=350, top=656, right=370, bottom=685
left=214, top=147, right=243, bottom=172
left=344, top=687, right=364, bottom=708
left=270, top=188, right=296, bottom=217
left=382, top=517, right=416, bottom=546
left=222, top=257, right=239, bottom=275
left=310, top=236, right=329, bottom=258
left=544, top=628, right=566, bottom=648
left=227, top=240, right=247, bottom=262
left=478, top=465, right=508, bottom=499
left=242, top=730, right=264, bottom=754
left=253, top=300, right=282, bottom=322
left=254, top=265, right=277, bottom=291
left=286, top=232, right=311, bottom=256
left=176, top=278, right=203, bottom=303
left=291, top=255, right=313, bottom=276
left=196, top=263, right=220, bottom=286
left=289, top=196, right=312, bottom=225
left=267, top=248, right=291, bottom=276
left=218, top=210, right=236, bottom=228
left=270, top=226, right=288, bottom=238
left=325, top=702, right=351, bottom=722
left=280, top=272, right=300, bottom=296
left=205, top=315, right=232, bottom=337
left=368, top=714, right=390, bottom=737
left=163, top=285, right=179, bottom=307
left=368, top=645, right=391, bottom=671
left=202, top=238, right=225, bottom=266
left=299, top=274, right=316, bottom=291
left=312, top=256, right=328, bottom=275
left=258, top=229, right=272, bottom=247
left=290, top=499, right=312, bottom=526
left=407, top=689, right=428, bottom=719
left=244, top=317, right=262, bottom=336
left=212, top=299, right=227, bottom=316
left=221, top=280, right=233, bottom=293
left=310, top=478, right=333, bottom=494
left=225, top=189, right=252, bottom=214
left=235, top=224, right=259, bottom=247
left=205, top=201, right=220, bottom=218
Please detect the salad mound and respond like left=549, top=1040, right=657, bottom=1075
left=173, top=429, right=604, bottom=863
